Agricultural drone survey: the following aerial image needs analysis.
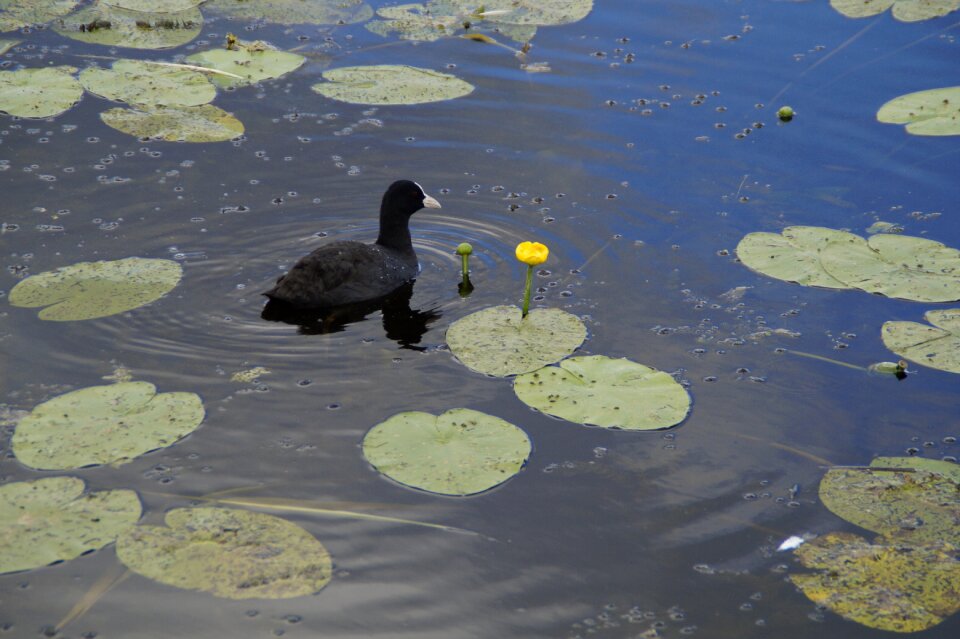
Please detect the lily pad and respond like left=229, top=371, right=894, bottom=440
left=446, top=305, right=586, bottom=377
left=185, top=43, right=306, bottom=87
left=206, top=0, right=373, bottom=25
left=9, top=257, right=182, bottom=320
left=877, top=86, right=960, bottom=136
left=363, top=408, right=531, bottom=496
left=55, top=3, right=202, bottom=50
left=80, top=59, right=216, bottom=108
left=0, top=39, right=17, bottom=53
left=0, top=0, right=79, bottom=32
left=116, top=507, right=332, bottom=599
left=830, top=0, right=960, bottom=22
left=100, top=104, right=244, bottom=142
left=736, top=226, right=860, bottom=289
left=882, top=309, right=960, bottom=374
left=0, top=66, right=82, bottom=118
left=312, top=64, right=474, bottom=105
left=103, top=0, right=204, bottom=11
left=12, top=381, right=205, bottom=470
left=514, top=355, right=691, bottom=430
left=0, top=477, right=141, bottom=575
left=790, top=532, right=960, bottom=633
left=446, top=0, right=592, bottom=25
left=366, top=2, right=537, bottom=43
left=818, top=457, right=960, bottom=546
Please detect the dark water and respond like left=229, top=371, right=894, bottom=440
left=2, top=1, right=959, bottom=637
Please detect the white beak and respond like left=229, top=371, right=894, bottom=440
left=422, top=194, right=441, bottom=209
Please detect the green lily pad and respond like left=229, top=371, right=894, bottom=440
left=0, top=0, right=78, bottom=32
left=100, top=104, right=244, bottom=142
left=819, top=457, right=960, bottom=546
left=206, top=0, right=373, bottom=25
left=116, top=507, right=332, bottom=599
left=312, top=64, right=474, bottom=105
left=185, top=43, right=305, bottom=87
left=12, top=381, right=204, bottom=470
left=9, top=257, right=182, bottom=320
left=446, top=305, right=586, bottom=377
left=366, top=2, right=537, bottom=43
left=446, top=0, right=593, bottom=25
left=103, top=0, right=204, bottom=11
left=0, top=66, right=82, bottom=118
left=882, top=309, right=960, bottom=374
left=877, top=86, right=960, bottom=136
left=736, top=226, right=859, bottom=289
left=820, top=233, right=960, bottom=302
left=55, top=3, right=202, bottom=49
left=514, top=355, right=691, bottom=430
left=831, top=0, right=960, bottom=22
left=0, top=477, right=140, bottom=574
left=0, top=39, right=18, bottom=53
left=80, top=59, right=216, bottom=108
left=790, top=532, right=960, bottom=633
left=363, top=408, right=531, bottom=496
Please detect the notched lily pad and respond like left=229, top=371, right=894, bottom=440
left=101, top=104, right=244, bottom=142
left=312, top=64, right=474, bottom=105
left=12, top=381, right=205, bottom=470
left=0, top=477, right=141, bottom=574
left=9, top=257, right=182, bottom=320
left=830, top=0, right=960, bottom=23
left=80, top=59, right=216, bottom=108
left=0, top=66, right=82, bottom=118
left=736, top=226, right=859, bottom=289
left=116, top=507, right=332, bottom=599
left=514, top=355, right=691, bottom=430
left=363, top=408, right=531, bottom=496
left=207, top=0, right=373, bottom=25
left=55, top=3, right=202, bottom=50
left=882, top=309, right=960, bottom=374
left=446, top=305, right=586, bottom=377
left=185, top=42, right=306, bottom=87
left=877, top=86, right=960, bottom=136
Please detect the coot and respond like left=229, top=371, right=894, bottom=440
left=263, top=180, right=441, bottom=308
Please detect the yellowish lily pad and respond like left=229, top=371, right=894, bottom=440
left=206, top=0, right=373, bottom=25
left=100, top=104, right=244, bottom=142
left=0, top=66, right=82, bottom=118
left=185, top=43, right=306, bottom=87
left=55, top=3, right=202, bottom=50
left=0, top=0, right=79, bottom=32
left=80, top=59, right=216, bottom=108
left=830, top=0, right=960, bottom=23
left=882, top=309, right=960, bottom=374
left=736, top=226, right=859, bottom=289
left=312, top=64, right=474, bottom=105
left=877, top=86, right=960, bottom=136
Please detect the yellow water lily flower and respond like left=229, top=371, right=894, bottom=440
left=515, top=241, right=549, bottom=266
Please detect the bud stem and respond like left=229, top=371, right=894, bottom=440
left=521, top=264, right=534, bottom=318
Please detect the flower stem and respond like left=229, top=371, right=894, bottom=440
left=521, top=265, right=533, bottom=318
left=461, top=253, right=469, bottom=279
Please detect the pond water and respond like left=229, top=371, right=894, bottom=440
left=2, top=1, right=959, bottom=637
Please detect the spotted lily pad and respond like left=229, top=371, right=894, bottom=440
left=9, top=257, right=182, bottom=320
left=0, top=0, right=79, bottom=32
left=366, top=2, right=537, bottom=43
left=312, top=64, right=474, bottom=105
left=736, top=226, right=860, bottom=289
left=12, top=381, right=204, bottom=470
left=514, top=355, right=691, bottom=430
left=103, top=0, right=205, bottom=11
left=446, top=305, right=586, bottom=377
left=0, top=66, right=82, bottom=118
left=55, top=3, right=202, bottom=49
left=0, top=477, right=141, bottom=575
left=882, top=309, right=960, bottom=374
left=101, top=104, right=244, bottom=142
left=446, top=0, right=592, bottom=25
left=80, top=59, right=216, bottom=108
left=363, top=408, right=531, bottom=496
left=877, top=86, right=960, bottom=136
left=207, top=0, right=373, bottom=24
left=185, top=43, right=306, bottom=87
left=116, top=507, right=332, bottom=599
left=830, top=0, right=960, bottom=22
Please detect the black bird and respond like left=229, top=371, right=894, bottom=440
left=263, top=180, right=441, bottom=308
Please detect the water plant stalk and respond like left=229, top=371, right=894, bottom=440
left=521, top=264, right=534, bottom=318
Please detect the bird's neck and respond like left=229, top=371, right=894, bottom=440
left=375, top=214, right=414, bottom=253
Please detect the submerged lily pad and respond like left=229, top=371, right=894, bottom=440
left=736, top=226, right=859, bottom=289
left=9, top=257, right=182, bottom=320
left=80, top=59, right=216, bottom=108
left=0, top=66, right=82, bottom=118
left=117, top=507, right=332, bottom=599
left=55, top=3, right=202, bottom=49
left=0, top=477, right=141, bottom=574
left=207, top=0, right=373, bottom=24
left=12, top=381, right=205, bottom=470
left=101, top=104, right=244, bottom=142
left=446, top=305, right=586, bottom=377
left=882, top=309, right=960, bottom=374
left=0, top=0, right=78, bottom=31
left=363, top=408, right=531, bottom=496
left=877, top=86, right=960, bottom=136
left=514, top=355, right=691, bottom=430
left=790, top=532, right=960, bottom=633
left=312, top=64, right=474, bottom=105
left=819, top=457, right=960, bottom=546
left=830, top=0, right=960, bottom=22
left=185, top=43, right=306, bottom=87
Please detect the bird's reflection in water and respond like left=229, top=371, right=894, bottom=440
left=260, top=281, right=441, bottom=350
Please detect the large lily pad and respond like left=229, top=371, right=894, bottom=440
left=103, top=0, right=205, bottom=11
left=446, top=0, right=592, bottom=25
left=736, top=226, right=860, bottom=289
left=9, top=257, right=182, bottom=320
left=877, top=86, right=960, bottom=136
left=446, top=305, right=586, bottom=377
left=0, top=477, right=141, bottom=574
left=514, top=355, right=691, bottom=430
left=12, top=381, right=205, bottom=470
left=185, top=43, right=306, bottom=87
left=830, top=0, right=960, bottom=22
left=0, top=0, right=79, bottom=32
left=0, top=66, right=82, bottom=118
left=366, top=2, right=537, bottom=43
left=363, top=408, right=531, bottom=496
left=80, top=59, right=216, bottom=108
left=312, top=64, right=474, bottom=105
left=818, top=457, right=960, bottom=546
left=101, top=104, right=244, bottom=142
left=790, top=532, right=960, bottom=633
left=55, top=3, right=202, bottom=49
left=882, top=309, right=960, bottom=374
left=207, top=0, right=373, bottom=25
left=116, top=507, right=332, bottom=599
